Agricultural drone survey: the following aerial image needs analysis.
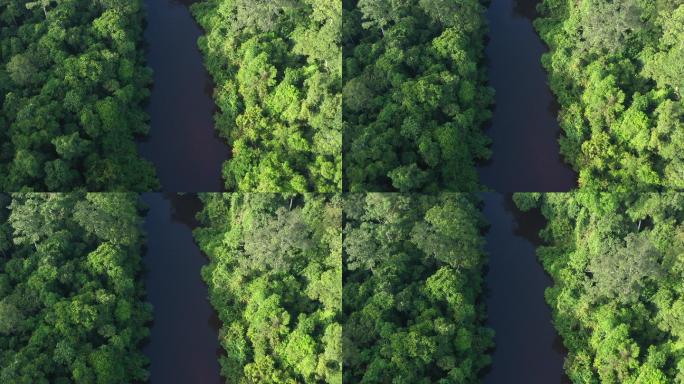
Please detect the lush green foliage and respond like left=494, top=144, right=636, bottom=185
left=536, top=0, right=684, bottom=191
left=0, top=0, right=158, bottom=191
left=191, top=0, right=342, bottom=193
left=0, top=193, right=151, bottom=383
left=343, top=0, right=493, bottom=192
left=343, top=193, right=492, bottom=383
left=515, top=192, right=684, bottom=383
left=194, top=193, right=342, bottom=382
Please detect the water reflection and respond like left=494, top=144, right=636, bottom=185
left=513, top=0, right=540, bottom=20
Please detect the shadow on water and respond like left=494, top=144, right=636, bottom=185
left=478, top=0, right=577, bottom=192
left=480, top=193, right=569, bottom=383
left=139, top=0, right=229, bottom=192
left=141, top=193, right=223, bottom=384
left=512, top=0, right=539, bottom=20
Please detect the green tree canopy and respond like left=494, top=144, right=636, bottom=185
left=194, top=193, right=342, bottom=383
left=0, top=193, right=150, bottom=383
left=343, top=193, right=492, bottom=383
left=0, top=0, right=158, bottom=191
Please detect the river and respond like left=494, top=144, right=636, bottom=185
left=478, top=0, right=577, bottom=191
left=481, top=193, right=568, bottom=383
left=139, top=0, right=228, bottom=192
left=141, top=193, right=222, bottom=383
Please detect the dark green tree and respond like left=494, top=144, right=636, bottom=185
left=343, top=0, right=492, bottom=192
left=343, top=193, right=492, bottom=383
left=0, top=0, right=158, bottom=191
left=0, top=193, right=151, bottom=383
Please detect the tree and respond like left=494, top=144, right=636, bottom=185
left=231, top=0, right=298, bottom=32
left=194, top=194, right=342, bottom=383
left=0, top=298, right=23, bottom=335
left=73, top=193, right=141, bottom=246
left=357, top=0, right=408, bottom=33
left=0, top=193, right=150, bottom=383
left=587, top=233, right=662, bottom=304
left=0, top=0, right=158, bottom=191
left=191, top=0, right=341, bottom=192
left=343, top=194, right=491, bottom=383
left=579, top=0, right=643, bottom=54
left=25, top=0, right=59, bottom=18
left=6, top=54, right=37, bottom=86
left=90, top=347, right=127, bottom=384
left=643, top=5, right=684, bottom=96
left=411, top=198, right=483, bottom=269
left=242, top=207, right=313, bottom=271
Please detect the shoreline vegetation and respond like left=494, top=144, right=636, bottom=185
left=193, top=193, right=492, bottom=384
left=0, top=193, right=151, bottom=383
left=1, top=0, right=683, bottom=383
left=191, top=0, right=342, bottom=193
left=536, top=0, right=684, bottom=191
left=516, top=192, right=684, bottom=383
left=194, top=193, right=343, bottom=382
left=0, top=1, right=158, bottom=191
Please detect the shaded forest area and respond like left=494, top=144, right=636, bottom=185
left=0, top=193, right=150, bottom=383
left=343, top=193, right=492, bottom=383
left=0, top=1, right=158, bottom=191
left=515, top=192, right=684, bottom=383
left=191, top=0, right=342, bottom=193
left=537, top=0, right=684, bottom=191
left=343, top=0, right=492, bottom=192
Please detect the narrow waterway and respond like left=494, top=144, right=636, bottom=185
left=141, top=193, right=222, bottom=383
left=139, top=0, right=228, bottom=192
left=478, top=0, right=576, bottom=191
left=481, top=193, right=568, bottom=383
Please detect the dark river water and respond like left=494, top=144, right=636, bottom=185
left=141, top=193, right=222, bottom=383
left=478, top=0, right=577, bottom=191
left=139, top=0, right=228, bottom=192
left=481, top=193, right=568, bottom=383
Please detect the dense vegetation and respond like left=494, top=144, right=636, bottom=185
left=0, top=193, right=151, bottom=383
left=536, top=0, right=684, bottom=191
left=191, top=0, right=342, bottom=193
left=343, top=0, right=493, bottom=192
left=0, top=1, right=158, bottom=191
left=515, top=192, right=684, bottom=383
left=194, top=193, right=342, bottom=382
left=343, top=193, right=492, bottom=383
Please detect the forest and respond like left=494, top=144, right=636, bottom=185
left=2, top=0, right=684, bottom=381
left=515, top=192, right=684, bottom=383
left=0, top=0, right=158, bottom=191
left=342, top=0, right=493, bottom=192
left=536, top=0, right=684, bottom=191
left=194, top=193, right=342, bottom=382
left=343, top=193, right=492, bottom=383
left=0, top=193, right=150, bottom=383
left=191, top=0, right=342, bottom=193
left=192, top=193, right=492, bottom=383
